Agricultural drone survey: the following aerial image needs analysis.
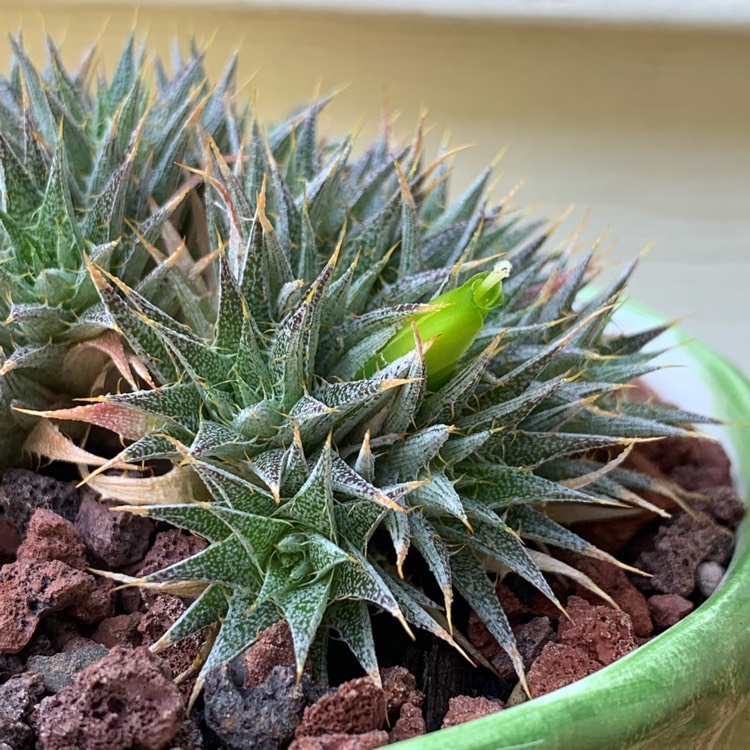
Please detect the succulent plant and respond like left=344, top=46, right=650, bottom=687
left=21, top=46, right=711, bottom=701
left=0, top=36, right=238, bottom=466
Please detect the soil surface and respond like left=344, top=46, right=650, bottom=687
left=0, top=433, right=744, bottom=749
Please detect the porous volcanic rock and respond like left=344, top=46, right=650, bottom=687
left=388, top=702, right=426, bottom=743
left=505, top=575, right=567, bottom=623
left=491, top=617, right=555, bottom=681
left=38, top=615, right=90, bottom=653
left=17, top=509, right=88, bottom=569
left=635, top=437, right=731, bottom=490
left=66, top=577, right=115, bottom=624
left=0, top=652, right=23, bottom=684
left=26, top=641, right=108, bottom=693
left=134, top=529, right=208, bottom=577
left=562, top=553, right=653, bottom=638
left=441, top=696, right=505, bottom=729
left=558, top=596, right=637, bottom=666
left=467, top=583, right=532, bottom=664
left=24, top=634, right=55, bottom=658
left=527, top=642, right=602, bottom=698
left=167, top=719, right=205, bottom=750
left=75, top=494, right=153, bottom=568
left=137, top=594, right=204, bottom=691
left=0, top=671, right=45, bottom=749
left=380, top=666, right=424, bottom=714
left=289, top=731, right=389, bottom=750
left=243, top=621, right=297, bottom=688
left=636, top=510, right=734, bottom=597
left=0, top=560, right=96, bottom=654
left=669, top=439, right=732, bottom=491
left=295, top=677, right=386, bottom=738
left=203, top=664, right=308, bottom=750
left=91, top=613, right=142, bottom=648
left=695, top=485, right=746, bottom=527
left=33, top=645, right=183, bottom=750
left=136, top=594, right=188, bottom=645
left=0, top=470, right=83, bottom=533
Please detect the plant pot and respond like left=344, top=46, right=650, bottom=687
left=394, top=301, right=750, bottom=749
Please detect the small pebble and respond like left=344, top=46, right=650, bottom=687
left=696, top=561, right=725, bottom=598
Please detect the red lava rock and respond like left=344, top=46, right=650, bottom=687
left=0, top=671, right=45, bottom=749
left=0, top=560, right=96, bottom=654
left=491, top=616, right=555, bottom=681
left=635, top=437, right=731, bottom=489
left=91, top=613, right=142, bottom=648
left=137, top=595, right=187, bottom=645
left=558, top=596, right=637, bottom=666
left=441, top=695, right=505, bottom=729
left=0, top=470, right=83, bottom=533
left=66, top=577, right=115, bottom=624
left=137, top=595, right=203, bottom=690
left=388, top=702, right=426, bottom=743
left=562, top=553, right=653, bottom=638
left=75, top=494, right=154, bottom=568
left=296, top=677, right=386, bottom=738
left=0, top=519, right=20, bottom=563
left=694, top=486, right=746, bottom=527
left=33, top=645, right=183, bottom=750
left=636, top=510, right=734, bottom=597
left=627, top=435, right=733, bottom=496
left=380, top=666, right=424, bottom=713
left=647, top=594, right=694, bottom=630
left=527, top=642, right=602, bottom=698
left=289, top=730, right=389, bottom=750
left=62, top=635, right=97, bottom=654
left=669, top=440, right=732, bottom=491
left=17, top=509, right=88, bottom=569
left=135, top=530, right=208, bottom=577
left=243, top=621, right=297, bottom=687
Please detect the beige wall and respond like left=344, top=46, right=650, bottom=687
left=2, top=4, right=748, bottom=372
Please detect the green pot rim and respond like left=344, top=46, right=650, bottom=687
left=393, top=301, right=750, bottom=749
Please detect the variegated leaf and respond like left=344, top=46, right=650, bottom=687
left=273, top=575, right=332, bottom=678
left=449, top=548, right=526, bottom=688
left=284, top=438, right=336, bottom=537
left=325, top=600, right=380, bottom=685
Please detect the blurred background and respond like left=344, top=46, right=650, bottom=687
left=2, top=1, right=748, bottom=372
